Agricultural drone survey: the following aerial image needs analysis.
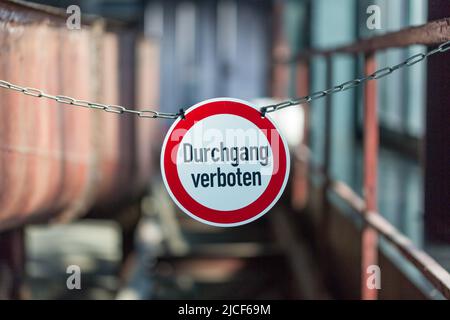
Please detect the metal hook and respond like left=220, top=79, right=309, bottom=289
left=260, top=106, right=268, bottom=118
left=179, top=108, right=186, bottom=120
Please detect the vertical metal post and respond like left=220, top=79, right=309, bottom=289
left=296, top=58, right=310, bottom=141
left=291, top=58, right=310, bottom=209
left=361, top=53, right=379, bottom=300
left=271, top=0, right=290, bottom=99
left=323, top=57, right=333, bottom=189
left=425, top=0, right=450, bottom=243
left=295, top=59, right=310, bottom=98
left=320, top=56, right=333, bottom=284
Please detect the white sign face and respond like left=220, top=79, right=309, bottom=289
left=161, top=98, right=290, bottom=227
left=176, top=114, right=274, bottom=211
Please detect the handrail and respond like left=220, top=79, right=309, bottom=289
left=330, top=180, right=450, bottom=300
left=298, top=153, right=450, bottom=300
left=286, top=17, right=450, bottom=61
left=281, top=15, right=450, bottom=299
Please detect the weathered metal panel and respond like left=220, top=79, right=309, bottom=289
left=135, top=37, right=161, bottom=191
left=95, top=31, right=123, bottom=206
left=117, top=30, right=138, bottom=200
left=0, top=17, right=69, bottom=228
left=0, top=2, right=158, bottom=230
left=56, top=28, right=97, bottom=223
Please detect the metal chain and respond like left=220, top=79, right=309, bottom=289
left=0, top=80, right=182, bottom=119
left=0, top=41, right=449, bottom=119
left=260, top=40, right=450, bottom=115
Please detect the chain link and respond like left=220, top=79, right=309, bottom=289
left=0, top=40, right=449, bottom=119
left=0, top=80, right=181, bottom=120
left=261, top=40, right=450, bottom=115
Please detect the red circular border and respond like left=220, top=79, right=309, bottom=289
left=162, top=100, right=287, bottom=224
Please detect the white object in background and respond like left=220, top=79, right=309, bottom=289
left=251, top=98, right=305, bottom=148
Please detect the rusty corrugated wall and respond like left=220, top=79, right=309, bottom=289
left=0, top=0, right=160, bottom=231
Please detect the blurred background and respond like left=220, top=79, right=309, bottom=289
left=0, top=0, right=449, bottom=300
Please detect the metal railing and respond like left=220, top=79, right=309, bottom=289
left=281, top=17, right=450, bottom=300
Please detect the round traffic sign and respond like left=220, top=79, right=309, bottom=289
left=161, top=98, right=290, bottom=227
